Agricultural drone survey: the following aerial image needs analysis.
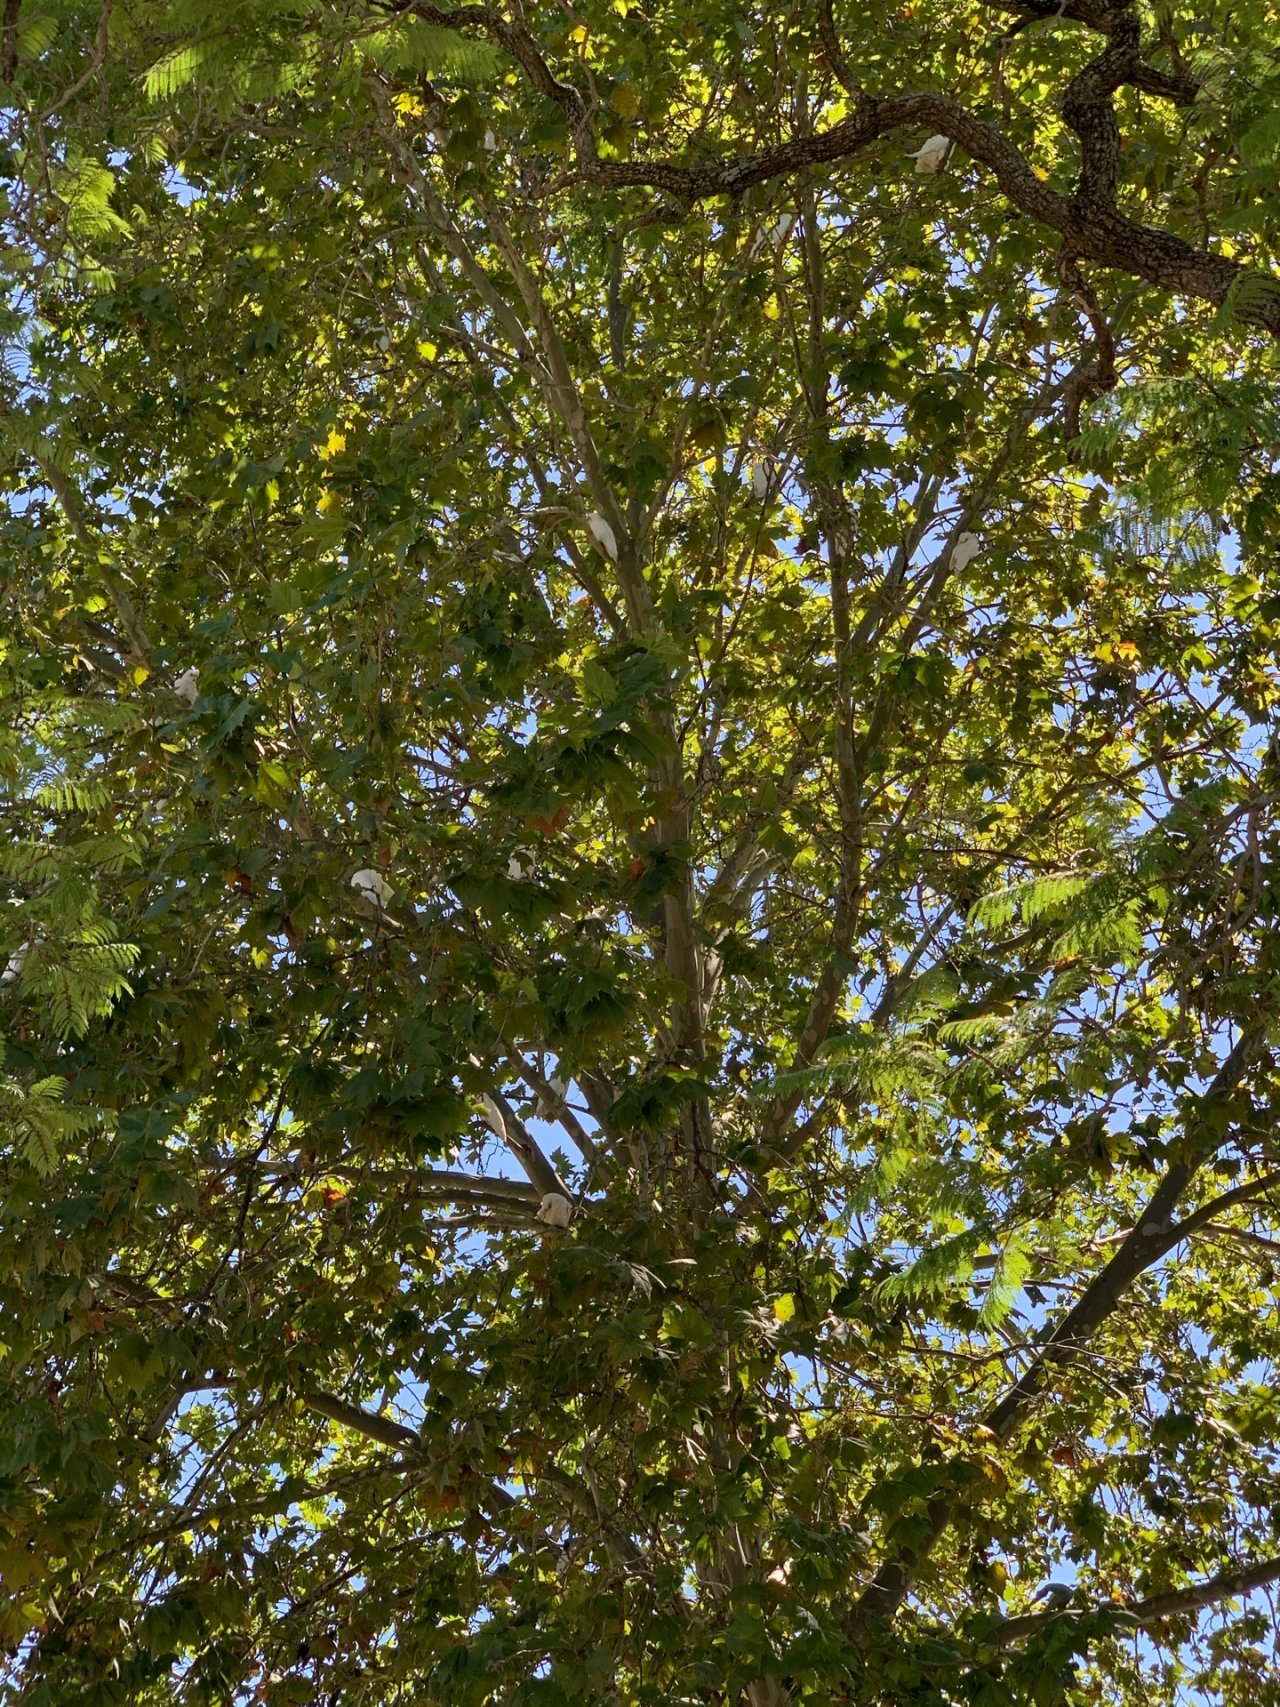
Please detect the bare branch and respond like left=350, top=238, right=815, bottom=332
left=304, top=1388, right=422, bottom=1452
left=37, top=0, right=112, bottom=122
left=993, top=1551, right=1280, bottom=1646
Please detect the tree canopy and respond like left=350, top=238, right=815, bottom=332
left=4, top=0, right=1280, bottom=1701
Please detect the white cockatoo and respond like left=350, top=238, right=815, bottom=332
left=910, top=134, right=950, bottom=174
left=769, top=212, right=796, bottom=251
left=173, top=667, right=200, bottom=706
left=2, top=947, right=26, bottom=985
left=478, top=1093, right=507, bottom=1141
left=350, top=867, right=393, bottom=909
left=483, top=128, right=497, bottom=152
left=585, top=511, right=618, bottom=562
left=535, top=1075, right=568, bottom=1119
left=949, top=531, right=981, bottom=572
left=750, top=458, right=771, bottom=500
left=536, top=1191, right=573, bottom=1229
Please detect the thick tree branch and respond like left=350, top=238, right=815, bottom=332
left=393, top=2, right=1279, bottom=335
left=303, top=1390, right=517, bottom=1517
left=304, top=1388, right=422, bottom=1452
left=992, top=1551, right=1280, bottom=1646
left=256, top=1159, right=542, bottom=1209
left=1160, top=1167, right=1280, bottom=1249
left=483, top=1085, right=571, bottom=1199
left=977, top=0, right=1198, bottom=102
left=983, top=1034, right=1262, bottom=1442
left=853, top=1028, right=1266, bottom=1628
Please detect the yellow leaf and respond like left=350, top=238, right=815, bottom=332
left=764, top=297, right=781, bottom=321
left=318, top=427, right=347, bottom=461
left=773, top=1293, right=796, bottom=1324
left=416, top=339, right=438, bottom=361
left=317, top=488, right=339, bottom=515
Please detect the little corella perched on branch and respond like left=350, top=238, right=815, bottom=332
left=535, top=1075, right=568, bottom=1119
left=949, top=531, right=981, bottom=572
left=173, top=667, right=199, bottom=706
left=769, top=213, right=795, bottom=252
left=585, top=512, right=618, bottom=562
left=350, top=869, right=396, bottom=927
left=536, top=1192, right=573, bottom=1229
left=478, top=1094, right=507, bottom=1141
left=910, top=134, right=951, bottom=174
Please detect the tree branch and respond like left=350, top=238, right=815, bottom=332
left=392, top=1, right=1278, bottom=336
left=304, top=1388, right=422, bottom=1452
left=256, top=1160, right=542, bottom=1209
left=24, top=436, right=152, bottom=663
left=992, top=1551, right=1280, bottom=1646
left=852, top=1028, right=1266, bottom=1628
left=302, top=1390, right=516, bottom=1516
left=1160, top=1167, right=1280, bottom=1249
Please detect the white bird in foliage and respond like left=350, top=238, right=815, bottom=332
left=350, top=867, right=393, bottom=909
left=536, top=1191, right=573, bottom=1229
left=173, top=667, right=200, bottom=706
left=2, top=947, right=25, bottom=985
left=478, top=1094, right=507, bottom=1141
left=949, top=531, right=981, bottom=572
left=910, top=134, right=950, bottom=174
left=769, top=212, right=796, bottom=251
left=483, top=128, right=497, bottom=152
left=750, top=458, right=771, bottom=500
left=535, top=1075, right=568, bottom=1119
left=585, top=511, right=618, bottom=562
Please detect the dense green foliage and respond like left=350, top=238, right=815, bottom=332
left=4, top=0, right=1280, bottom=1701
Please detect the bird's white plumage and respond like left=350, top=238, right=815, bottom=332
left=750, top=458, right=770, bottom=500
left=536, top=1191, right=573, bottom=1229
left=910, top=134, right=950, bottom=174
left=949, top=531, right=981, bottom=572
left=479, top=1094, right=507, bottom=1141
left=2, top=948, right=25, bottom=985
left=535, top=1075, right=568, bottom=1119
left=769, top=213, right=796, bottom=251
left=351, top=867, right=393, bottom=907
left=585, top=511, right=618, bottom=562
left=173, top=667, right=200, bottom=706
